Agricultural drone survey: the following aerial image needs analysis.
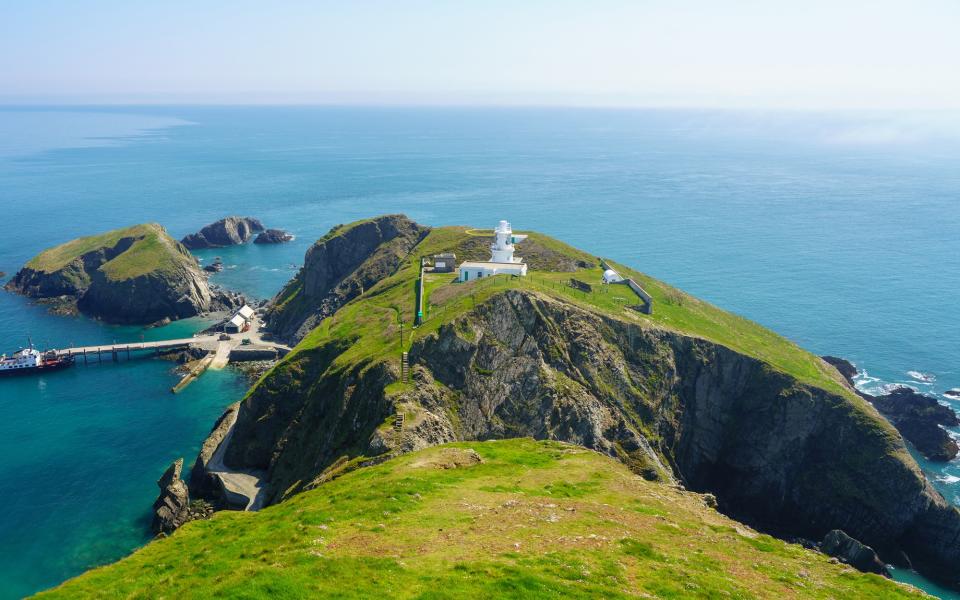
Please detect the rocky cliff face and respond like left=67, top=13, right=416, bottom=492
left=7, top=224, right=240, bottom=324
left=265, top=215, right=429, bottom=343
left=181, top=217, right=264, bottom=249
left=872, top=388, right=959, bottom=462
left=210, top=288, right=960, bottom=588
left=822, top=357, right=959, bottom=462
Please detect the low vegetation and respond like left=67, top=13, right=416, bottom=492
left=25, top=223, right=189, bottom=281
left=38, top=439, right=925, bottom=599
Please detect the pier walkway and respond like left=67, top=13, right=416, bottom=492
left=54, top=335, right=223, bottom=359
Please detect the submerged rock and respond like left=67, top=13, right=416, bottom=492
left=6, top=223, right=239, bottom=324
left=254, top=229, right=294, bottom=244
left=203, top=258, right=224, bottom=273
left=821, top=530, right=890, bottom=577
left=945, top=389, right=960, bottom=399
left=181, top=217, right=264, bottom=249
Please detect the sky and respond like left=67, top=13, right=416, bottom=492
left=1, top=0, right=959, bottom=109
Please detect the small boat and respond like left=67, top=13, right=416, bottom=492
left=0, top=341, right=74, bottom=376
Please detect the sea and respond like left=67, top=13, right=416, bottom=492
left=0, top=105, right=958, bottom=599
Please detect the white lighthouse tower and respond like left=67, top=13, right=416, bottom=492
left=458, top=219, right=528, bottom=282
left=491, top=220, right=522, bottom=263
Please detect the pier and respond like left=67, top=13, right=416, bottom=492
left=54, top=335, right=223, bottom=363
left=44, top=322, right=290, bottom=390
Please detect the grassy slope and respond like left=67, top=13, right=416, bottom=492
left=25, top=223, right=189, bottom=281
left=38, top=439, right=925, bottom=599
left=292, top=226, right=852, bottom=398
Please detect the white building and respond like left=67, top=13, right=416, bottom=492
left=602, top=268, right=624, bottom=284
left=225, top=314, right=247, bottom=333
left=225, top=304, right=255, bottom=333
left=459, top=220, right=528, bottom=282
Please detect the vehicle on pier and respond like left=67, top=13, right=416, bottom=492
left=0, top=342, right=74, bottom=376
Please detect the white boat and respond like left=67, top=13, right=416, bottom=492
left=0, top=342, right=74, bottom=376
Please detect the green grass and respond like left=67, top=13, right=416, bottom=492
left=38, top=439, right=927, bottom=599
left=287, top=225, right=851, bottom=400
left=25, top=223, right=190, bottom=281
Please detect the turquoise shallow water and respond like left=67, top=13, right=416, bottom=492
left=1, top=106, right=959, bottom=598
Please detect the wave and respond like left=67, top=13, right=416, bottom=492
left=908, top=371, right=937, bottom=384
left=937, top=474, right=960, bottom=485
left=852, top=370, right=920, bottom=396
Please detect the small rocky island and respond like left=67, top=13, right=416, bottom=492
left=181, top=216, right=264, bottom=249
left=253, top=228, right=293, bottom=244
left=5, top=223, right=240, bottom=324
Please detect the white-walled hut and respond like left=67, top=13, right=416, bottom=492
left=225, top=304, right=255, bottom=333
left=225, top=314, right=247, bottom=333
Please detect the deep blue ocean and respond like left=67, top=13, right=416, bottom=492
left=1, top=106, right=958, bottom=598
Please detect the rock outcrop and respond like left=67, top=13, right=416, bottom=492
left=216, top=288, right=960, bottom=589
left=821, top=356, right=858, bottom=382
left=203, top=258, right=224, bottom=273
left=253, top=229, right=293, bottom=244
left=189, top=402, right=241, bottom=503
left=822, top=356, right=960, bottom=462
left=872, top=387, right=959, bottom=461
left=6, top=224, right=240, bottom=324
left=181, top=217, right=264, bottom=249
left=821, top=530, right=890, bottom=576
left=265, top=215, right=430, bottom=343
left=152, top=459, right=189, bottom=534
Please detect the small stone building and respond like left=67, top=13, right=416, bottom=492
left=432, top=253, right=456, bottom=273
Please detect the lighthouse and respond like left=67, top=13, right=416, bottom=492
left=491, top=220, right=522, bottom=263
left=458, top=219, right=528, bottom=282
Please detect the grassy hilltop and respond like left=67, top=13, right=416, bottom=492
left=38, top=439, right=923, bottom=599
left=296, top=225, right=853, bottom=398
left=25, top=223, right=191, bottom=282
left=10, top=222, right=232, bottom=323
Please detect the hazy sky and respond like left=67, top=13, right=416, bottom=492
left=2, top=0, right=959, bottom=108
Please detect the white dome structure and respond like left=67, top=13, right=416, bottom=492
left=602, top=269, right=624, bottom=284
